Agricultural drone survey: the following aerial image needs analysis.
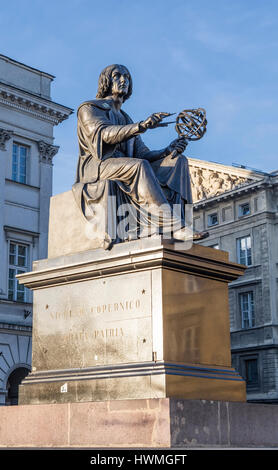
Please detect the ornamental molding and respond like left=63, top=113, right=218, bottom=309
left=38, top=141, right=59, bottom=164
left=0, top=82, right=73, bottom=125
left=188, top=158, right=264, bottom=203
left=0, top=127, right=13, bottom=150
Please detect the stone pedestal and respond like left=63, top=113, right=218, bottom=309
left=18, top=234, right=246, bottom=405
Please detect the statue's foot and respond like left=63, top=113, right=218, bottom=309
left=102, top=234, right=113, bottom=250
left=193, top=230, right=209, bottom=241
left=173, top=227, right=209, bottom=242
left=173, top=226, right=194, bottom=242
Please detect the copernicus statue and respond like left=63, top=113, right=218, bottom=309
left=72, top=64, right=208, bottom=248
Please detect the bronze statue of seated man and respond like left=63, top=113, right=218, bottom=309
left=72, top=64, right=208, bottom=248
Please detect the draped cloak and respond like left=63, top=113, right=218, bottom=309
left=72, top=98, right=192, bottom=248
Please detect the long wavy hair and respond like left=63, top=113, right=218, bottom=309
left=96, top=64, right=133, bottom=102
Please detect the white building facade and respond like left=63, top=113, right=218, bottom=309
left=0, top=54, right=72, bottom=405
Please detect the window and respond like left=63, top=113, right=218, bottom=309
left=237, top=235, right=252, bottom=266
left=245, top=358, right=259, bottom=390
left=207, top=213, right=218, bottom=227
left=239, top=292, right=254, bottom=328
left=12, top=143, right=28, bottom=183
left=8, top=242, right=29, bottom=302
left=239, top=203, right=250, bottom=217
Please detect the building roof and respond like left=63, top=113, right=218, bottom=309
left=0, top=53, right=55, bottom=79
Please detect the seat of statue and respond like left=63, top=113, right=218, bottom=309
left=48, top=189, right=114, bottom=257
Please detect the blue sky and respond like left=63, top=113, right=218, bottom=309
left=1, top=0, right=278, bottom=194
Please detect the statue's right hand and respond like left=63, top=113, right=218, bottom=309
left=140, top=112, right=171, bottom=131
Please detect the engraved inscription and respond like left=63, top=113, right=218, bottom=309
left=91, top=299, right=141, bottom=313
left=94, top=328, right=124, bottom=338
left=34, top=271, right=153, bottom=368
left=49, top=309, right=85, bottom=320
left=65, top=328, right=124, bottom=342
left=48, top=298, right=141, bottom=320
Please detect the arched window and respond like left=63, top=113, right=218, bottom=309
left=6, top=367, right=29, bottom=405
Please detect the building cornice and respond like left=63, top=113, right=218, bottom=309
left=193, top=177, right=274, bottom=210
left=0, top=81, right=73, bottom=125
left=187, top=157, right=266, bottom=180
left=229, top=277, right=262, bottom=288
left=0, top=127, right=13, bottom=150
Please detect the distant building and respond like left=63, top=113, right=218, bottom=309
left=0, top=54, right=72, bottom=405
left=189, top=157, right=278, bottom=402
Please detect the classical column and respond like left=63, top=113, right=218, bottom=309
left=37, top=141, right=59, bottom=259
left=0, top=128, right=13, bottom=151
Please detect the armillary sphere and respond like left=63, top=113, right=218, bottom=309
left=175, top=108, right=207, bottom=141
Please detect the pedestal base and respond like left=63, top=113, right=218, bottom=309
left=1, top=398, right=278, bottom=448
left=19, top=360, right=245, bottom=405
left=18, top=237, right=246, bottom=405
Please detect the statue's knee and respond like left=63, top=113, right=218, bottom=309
left=175, top=154, right=188, bottom=167
left=138, top=159, right=151, bottom=170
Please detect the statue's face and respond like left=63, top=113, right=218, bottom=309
left=110, top=66, right=130, bottom=98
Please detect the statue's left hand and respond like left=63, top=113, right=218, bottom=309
left=166, top=136, right=188, bottom=156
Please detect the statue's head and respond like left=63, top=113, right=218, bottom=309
left=96, top=64, right=133, bottom=102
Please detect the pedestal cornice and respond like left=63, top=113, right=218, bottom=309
left=17, top=239, right=246, bottom=290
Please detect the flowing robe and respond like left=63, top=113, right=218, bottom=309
left=72, top=98, right=192, bottom=247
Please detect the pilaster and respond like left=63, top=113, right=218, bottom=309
left=37, top=141, right=59, bottom=259
left=0, top=128, right=12, bottom=296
